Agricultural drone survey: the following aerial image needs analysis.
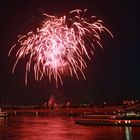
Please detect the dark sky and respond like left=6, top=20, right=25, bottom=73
left=0, top=0, right=140, bottom=104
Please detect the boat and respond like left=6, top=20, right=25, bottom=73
left=113, top=111, right=140, bottom=120
left=0, top=108, right=8, bottom=118
left=75, top=111, right=140, bottom=126
left=75, top=118, right=140, bottom=126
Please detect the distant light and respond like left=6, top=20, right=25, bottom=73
left=125, top=120, right=128, bottom=123
left=128, top=120, right=131, bottom=123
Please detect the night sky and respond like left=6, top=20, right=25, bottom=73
left=0, top=0, right=140, bottom=104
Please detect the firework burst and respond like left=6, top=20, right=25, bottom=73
left=9, top=9, right=113, bottom=87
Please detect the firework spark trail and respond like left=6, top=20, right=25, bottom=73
left=9, top=9, right=113, bottom=87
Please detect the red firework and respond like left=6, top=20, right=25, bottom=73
left=9, top=9, right=113, bottom=87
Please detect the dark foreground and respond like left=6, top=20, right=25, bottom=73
left=0, top=116, right=140, bottom=140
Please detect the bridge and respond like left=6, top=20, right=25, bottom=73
left=1, top=105, right=122, bottom=116
left=1, top=104, right=140, bottom=116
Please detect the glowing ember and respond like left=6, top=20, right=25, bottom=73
left=9, top=9, right=113, bottom=87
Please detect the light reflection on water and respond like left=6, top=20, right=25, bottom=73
left=125, top=127, right=132, bottom=140
left=0, top=116, right=140, bottom=140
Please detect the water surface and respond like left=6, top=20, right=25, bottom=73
left=0, top=116, right=140, bottom=140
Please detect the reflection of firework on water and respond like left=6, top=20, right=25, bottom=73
left=9, top=9, right=113, bottom=87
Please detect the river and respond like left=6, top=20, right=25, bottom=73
left=0, top=116, right=140, bottom=140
